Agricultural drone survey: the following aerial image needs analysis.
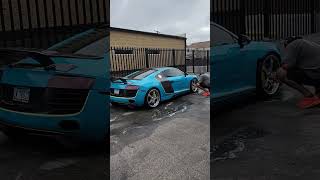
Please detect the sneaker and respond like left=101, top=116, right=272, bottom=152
left=202, top=91, right=210, bottom=97
left=297, top=96, right=320, bottom=109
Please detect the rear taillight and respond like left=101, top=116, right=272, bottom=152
left=125, top=85, right=139, bottom=90
left=48, top=75, right=95, bottom=89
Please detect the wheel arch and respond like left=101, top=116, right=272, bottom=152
left=256, top=51, right=281, bottom=76
left=147, top=87, right=162, bottom=100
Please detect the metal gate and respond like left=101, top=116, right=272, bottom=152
left=0, top=0, right=109, bottom=49
left=211, top=0, right=320, bottom=40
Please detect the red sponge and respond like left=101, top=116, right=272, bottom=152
left=297, top=96, right=320, bottom=109
left=202, top=91, right=210, bottom=97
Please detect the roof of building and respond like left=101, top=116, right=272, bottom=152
left=110, top=27, right=187, bottom=40
left=187, top=41, right=210, bottom=49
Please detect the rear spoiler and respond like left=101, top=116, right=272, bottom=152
left=0, top=48, right=55, bottom=68
left=111, top=77, right=128, bottom=84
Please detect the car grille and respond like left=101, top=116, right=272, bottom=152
left=110, top=88, right=137, bottom=98
left=0, top=84, right=89, bottom=115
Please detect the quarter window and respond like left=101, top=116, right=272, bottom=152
left=162, top=69, right=184, bottom=77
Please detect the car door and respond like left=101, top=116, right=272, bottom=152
left=162, top=68, right=186, bottom=93
left=211, top=24, right=243, bottom=97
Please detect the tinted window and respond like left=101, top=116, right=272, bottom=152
left=114, top=49, right=133, bottom=54
left=211, top=25, right=236, bottom=46
left=75, top=36, right=108, bottom=57
left=49, top=28, right=108, bottom=58
left=126, top=69, right=157, bottom=79
left=162, top=68, right=184, bottom=77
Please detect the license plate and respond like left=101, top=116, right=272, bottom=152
left=114, top=89, right=120, bottom=95
left=13, top=87, right=30, bottom=103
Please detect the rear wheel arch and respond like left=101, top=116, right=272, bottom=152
left=257, top=51, right=281, bottom=64
left=145, top=86, right=162, bottom=98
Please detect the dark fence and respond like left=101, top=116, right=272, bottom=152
left=110, top=47, right=210, bottom=77
left=0, top=0, right=109, bottom=49
left=186, top=49, right=210, bottom=74
left=211, top=0, right=320, bottom=40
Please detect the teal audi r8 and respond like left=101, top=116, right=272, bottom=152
left=211, top=22, right=281, bottom=106
left=111, top=67, right=198, bottom=108
left=0, top=26, right=109, bottom=144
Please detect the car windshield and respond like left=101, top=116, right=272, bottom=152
left=126, top=69, right=157, bottom=80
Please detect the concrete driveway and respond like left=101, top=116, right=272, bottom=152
left=0, top=134, right=107, bottom=180
left=211, top=85, right=320, bottom=179
left=110, top=93, right=210, bottom=180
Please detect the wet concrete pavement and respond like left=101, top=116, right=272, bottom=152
left=110, top=93, right=210, bottom=180
left=0, top=134, right=108, bottom=180
left=211, top=85, right=320, bottom=179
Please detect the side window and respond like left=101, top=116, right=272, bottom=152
left=171, top=69, right=184, bottom=76
left=161, top=70, right=170, bottom=77
left=211, top=25, right=237, bottom=46
left=162, top=69, right=184, bottom=77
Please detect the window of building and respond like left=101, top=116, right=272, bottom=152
left=114, top=49, right=134, bottom=54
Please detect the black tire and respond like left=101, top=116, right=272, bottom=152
left=256, top=53, right=281, bottom=99
left=111, top=102, right=120, bottom=107
left=144, top=88, right=161, bottom=108
left=190, top=78, right=198, bottom=93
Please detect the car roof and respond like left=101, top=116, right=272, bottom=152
left=154, top=67, right=174, bottom=71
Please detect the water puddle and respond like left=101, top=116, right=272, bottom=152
left=111, top=100, right=193, bottom=125
left=151, top=101, right=191, bottom=122
left=39, top=158, right=80, bottom=171
left=212, top=127, right=269, bottom=162
left=212, top=140, right=245, bottom=161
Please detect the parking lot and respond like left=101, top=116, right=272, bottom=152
left=110, top=93, right=210, bottom=180
left=211, top=85, right=320, bottom=179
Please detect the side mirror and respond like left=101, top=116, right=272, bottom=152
left=238, top=34, right=251, bottom=48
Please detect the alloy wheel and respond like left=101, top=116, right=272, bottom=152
left=261, top=55, right=280, bottom=95
left=147, top=89, right=160, bottom=108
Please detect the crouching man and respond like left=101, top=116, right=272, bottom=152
left=276, top=36, right=320, bottom=108
left=197, top=72, right=210, bottom=96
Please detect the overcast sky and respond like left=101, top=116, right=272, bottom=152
left=111, top=0, right=210, bottom=45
